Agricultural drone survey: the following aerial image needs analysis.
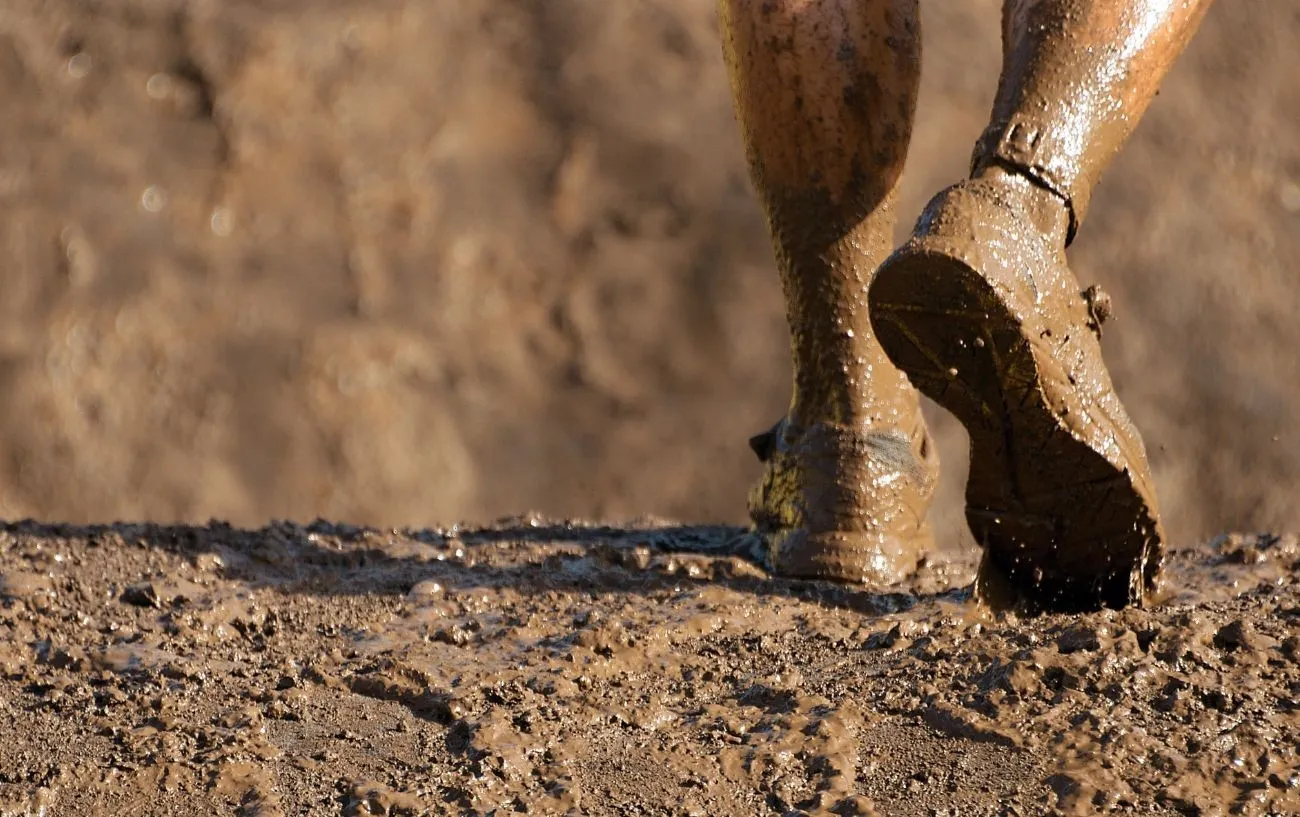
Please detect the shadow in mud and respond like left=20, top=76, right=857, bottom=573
left=0, top=519, right=970, bottom=616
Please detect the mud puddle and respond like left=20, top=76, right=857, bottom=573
left=0, top=519, right=1295, bottom=815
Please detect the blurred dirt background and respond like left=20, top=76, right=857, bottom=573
left=0, top=0, right=1296, bottom=550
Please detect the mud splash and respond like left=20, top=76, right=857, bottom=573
left=0, top=519, right=1295, bottom=815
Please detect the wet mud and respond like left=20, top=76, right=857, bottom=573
left=0, top=520, right=1295, bottom=815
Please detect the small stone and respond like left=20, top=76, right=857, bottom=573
left=120, top=583, right=160, bottom=608
left=1280, top=636, right=1298, bottom=662
left=832, top=795, right=879, bottom=816
left=1213, top=620, right=1253, bottom=651
left=432, top=626, right=471, bottom=647
left=866, top=619, right=930, bottom=649
left=1046, top=773, right=1084, bottom=801
left=48, top=647, right=84, bottom=671
left=266, top=700, right=292, bottom=720
left=1057, top=624, right=1101, bottom=654
left=1269, top=772, right=1299, bottom=790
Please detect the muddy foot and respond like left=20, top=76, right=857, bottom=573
left=868, top=168, right=1164, bottom=612
left=747, top=412, right=938, bottom=586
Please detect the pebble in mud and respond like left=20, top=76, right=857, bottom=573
left=120, top=582, right=161, bottom=608
left=344, top=780, right=424, bottom=817
left=1055, top=624, right=1101, bottom=654
left=1282, top=635, right=1299, bottom=662
left=0, top=523, right=1297, bottom=815
left=1212, top=618, right=1255, bottom=651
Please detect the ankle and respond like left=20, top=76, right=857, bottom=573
left=972, top=162, right=1073, bottom=248
left=786, top=383, right=924, bottom=438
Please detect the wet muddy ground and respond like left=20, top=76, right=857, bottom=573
left=0, top=521, right=1295, bottom=816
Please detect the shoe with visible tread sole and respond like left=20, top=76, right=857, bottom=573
left=868, top=170, right=1164, bottom=611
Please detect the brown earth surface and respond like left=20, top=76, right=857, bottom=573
left=0, top=521, right=1297, bottom=816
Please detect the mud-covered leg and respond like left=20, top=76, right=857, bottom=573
left=719, top=0, right=938, bottom=584
left=976, top=0, right=1217, bottom=241
left=870, top=0, right=1215, bottom=610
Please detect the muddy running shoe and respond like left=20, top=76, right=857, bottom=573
left=747, top=407, right=939, bottom=586
left=867, top=167, right=1164, bottom=611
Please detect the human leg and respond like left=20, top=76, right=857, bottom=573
left=977, top=0, right=1216, bottom=241
left=719, top=0, right=938, bottom=584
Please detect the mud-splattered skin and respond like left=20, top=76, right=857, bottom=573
left=979, top=0, right=1216, bottom=240
left=720, top=0, right=938, bottom=585
left=723, top=0, right=1216, bottom=610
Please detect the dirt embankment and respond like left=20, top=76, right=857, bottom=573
left=0, top=2, right=1297, bottom=550
left=0, top=522, right=1297, bottom=815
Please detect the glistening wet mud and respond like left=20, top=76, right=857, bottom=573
left=0, top=519, right=1296, bottom=815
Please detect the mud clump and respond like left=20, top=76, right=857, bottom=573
left=0, top=520, right=1295, bottom=815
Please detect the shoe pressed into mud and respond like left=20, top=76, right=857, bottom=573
left=868, top=169, right=1164, bottom=611
left=747, top=410, right=939, bottom=586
